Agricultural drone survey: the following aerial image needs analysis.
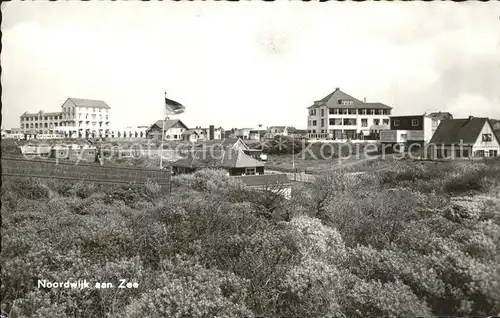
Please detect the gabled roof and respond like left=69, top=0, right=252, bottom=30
left=220, top=137, right=249, bottom=150
left=172, top=149, right=264, bottom=169
left=429, top=117, right=499, bottom=145
left=20, top=111, right=63, bottom=117
left=67, top=98, right=111, bottom=109
left=316, top=88, right=362, bottom=106
left=234, top=174, right=292, bottom=187
left=307, top=88, right=392, bottom=110
left=182, top=129, right=199, bottom=136
left=149, top=119, right=188, bottom=131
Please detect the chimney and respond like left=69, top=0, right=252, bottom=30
left=335, top=87, right=340, bottom=91
left=469, top=116, right=474, bottom=121
left=363, top=97, right=366, bottom=103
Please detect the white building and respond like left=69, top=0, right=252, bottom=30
left=307, top=88, right=392, bottom=140
left=20, top=97, right=111, bottom=138
left=379, top=114, right=443, bottom=152
left=146, top=119, right=189, bottom=141
left=60, top=98, right=111, bottom=138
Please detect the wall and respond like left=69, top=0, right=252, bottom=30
left=390, top=116, right=424, bottom=130
left=1, top=157, right=171, bottom=185
left=472, top=121, right=500, bottom=156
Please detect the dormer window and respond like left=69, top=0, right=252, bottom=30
left=338, top=99, right=353, bottom=105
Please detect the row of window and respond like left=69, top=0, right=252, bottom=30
left=393, top=119, right=420, bottom=127
left=310, top=108, right=392, bottom=116
left=309, top=118, right=390, bottom=127
left=22, top=115, right=62, bottom=121
left=63, top=107, right=108, bottom=113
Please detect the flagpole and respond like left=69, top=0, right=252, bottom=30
left=160, top=92, right=166, bottom=170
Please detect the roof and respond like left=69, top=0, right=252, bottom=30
left=220, top=138, right=249, bottom=150
left=308, top=88, right=392, bottom=110
left=149, top=119, right=188, bottom=131
left=427, top=111, right=453, bottom=121
left=67, top=98, right=111, bottom=109
left=182, top=129, right=199, bottom=136
left=172, top=149, right=264, bottom=169
left=20, top=111, right=63, bottom=117
left=429, top=117, right=496, bottom=145
left=234, top=174, right=292, bottom=187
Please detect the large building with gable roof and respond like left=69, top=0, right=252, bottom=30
left=307, top=87, right=393, bottom=140
left=20, top=97, right=111, bottom=138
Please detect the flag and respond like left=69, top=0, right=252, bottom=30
left=164, top=92, right=186, bottom=115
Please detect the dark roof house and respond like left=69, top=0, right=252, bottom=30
left=173, top=149, right=262, bottom=169
left=430, top=117, right=500, bottom=146
left=172, top=148, right=265, bottom=176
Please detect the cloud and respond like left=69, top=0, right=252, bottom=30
left=2, top=2, right=499, bottom=130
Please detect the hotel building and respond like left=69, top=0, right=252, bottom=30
left=307, top=88, right=393, bottom=140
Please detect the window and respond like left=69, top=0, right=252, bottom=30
left=394, top=119, right=400, bottom=127
left=490, top=150, right=498, bottom=157
left=412, top=119, right=419, bottom=127
left=361, top=119, right=368, bottom=127
left=245, top=167, right=256, bottom=175
left=321, top=109, right=324, bottom=117
left=330, top=118, right=342, bottom=125
left=383, top=119, right=389, bottom=125
left=482, top=133, right=492, bottom=142
left=312, top=120, right=317, bottom=126
left=343, top=119, right=357, bottom=125
left=329, top=108, right=338, bottom=115
left=321, top=119, right=324, bottom=127
left=475, top=150, right=485, bottom=157
left=373, top=119, right=380, bottom=125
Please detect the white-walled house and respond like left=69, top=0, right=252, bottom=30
left=146, top=119, right=189, bottom=141
left=428, top=117, right=500, bottom=159
left=307, top=88, right=392, bottom=140
left=380, top=114, right=443, bottom=152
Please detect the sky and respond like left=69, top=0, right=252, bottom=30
left=2, top=1, right=500, bottom=130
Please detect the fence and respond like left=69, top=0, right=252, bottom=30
left=1, top=157, right=171, bottom=186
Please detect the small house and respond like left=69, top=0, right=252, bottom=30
left=171, top=148, right=265, bottom=176
left=428, top=117, right=500, bottom=159
left=146, top=119, right=189, bottom=141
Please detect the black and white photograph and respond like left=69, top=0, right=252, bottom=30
left=1, top=1, right=500, bottom=317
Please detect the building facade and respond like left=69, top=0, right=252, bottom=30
left=146, top=119, right=189, bottom=141
left=20, top=97, right=111, bottom=138
left=379, top=114, right=441, bottom=152
left=307, top=88, right=392, bottom=140
left=20, top=111, right=64, bottom=135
